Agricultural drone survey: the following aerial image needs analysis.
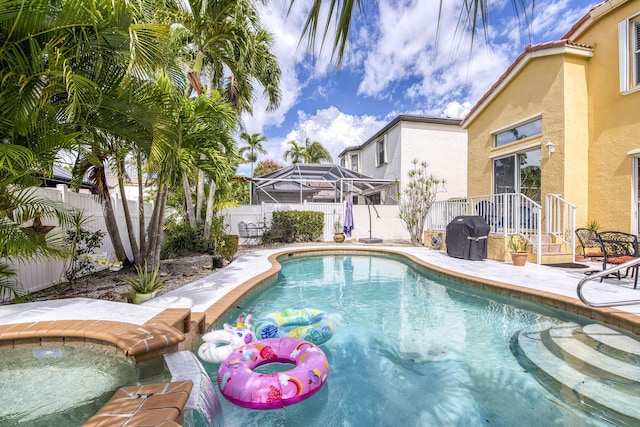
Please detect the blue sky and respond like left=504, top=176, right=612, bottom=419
left=236, top=0, right=593, bottom=176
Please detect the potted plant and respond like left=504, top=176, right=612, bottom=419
left=333, top=218, right=345, bottom=243
left=508, top=235, right=530, bottom=266
left=124, top=262, right=170, bottom=304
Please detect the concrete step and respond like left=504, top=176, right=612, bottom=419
left=539, top=243, right=562, bottom=253
left=540, top=253, right=575, bottom=264
left=549, top=323, right=640, bottom=381
left=512, top=322, right=640, bottom=424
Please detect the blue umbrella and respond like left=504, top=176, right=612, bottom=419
left=343, top=193, right=354, bottom=237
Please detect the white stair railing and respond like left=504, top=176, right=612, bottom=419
left=545, top=194, right=576, bottom=261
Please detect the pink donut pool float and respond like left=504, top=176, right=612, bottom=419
left=217, top=338, right=329, bottom=410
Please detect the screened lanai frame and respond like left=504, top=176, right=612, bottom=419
left=250, top=164, right=395, bottom=204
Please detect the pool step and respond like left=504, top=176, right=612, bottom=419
left=511, top=322, right=640, bottom=424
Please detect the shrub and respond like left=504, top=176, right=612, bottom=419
left=161, top=220, right=204, bottom=258
left=217, top=234, right=239, bottom=260
left=64, top=211, right=106, bottom=284
left=270, top=210, right=323, bottom=242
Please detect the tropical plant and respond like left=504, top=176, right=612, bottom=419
left=508, top=235, right=530, bottom=253
left=0, top=145, right=74, bottom=301
left=289, top=0, right=530, bottom=65
left=240, top=132, right=268, bottom=175
left=283, top=140, right=306, bottom=164
left=62, top=211, right=106, bottom=284
left=585, top=219, right=600, bottom=231
left=398, top=159, right=446, bottom=245
left=208, top=215, right=228, bottom=252
left=164, top=0, right=281, bottom=240
left=303, top=138, right=332, bottom=163
left=283, top=138, right=332, bottom=164
left=124, top=262, right=171, bottom=294
left=217, top=235, right=239, bottom=260
left=160, top=220, right=205, bottom=259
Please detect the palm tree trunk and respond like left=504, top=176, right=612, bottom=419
left=145, top=184, right=168, bottom=267
left=115, top=152, right=143, bottom=265
left=203, top=180, right=216, bottom=240
left=196, top=168, right=205, bottom=223
left=150, top=185, right=169, bottom=266
left=118, top=174, right=142, bottom=265
left=182, top=172, right=197, bottom=229
left=102, top=189, right=129, bottom=264
left=137, top=150, right=147, bottom=257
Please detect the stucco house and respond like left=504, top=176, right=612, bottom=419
left=338, top=115, right=467, bottom=205
left=426, top=0, right=640, bottom=264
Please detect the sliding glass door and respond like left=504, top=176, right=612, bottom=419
left=493, top=149, right=541, bottom=201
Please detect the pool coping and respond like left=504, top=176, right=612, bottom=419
left=2, top=245, right=640, bottom=425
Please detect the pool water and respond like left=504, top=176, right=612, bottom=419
left=0, top=346, right=139, bottom=426
left=200, top=254, right=611, bottom=426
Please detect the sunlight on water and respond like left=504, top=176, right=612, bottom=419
left=0, top=346, right=137, bottom=426
left=198, top=255, right=610, bottom=427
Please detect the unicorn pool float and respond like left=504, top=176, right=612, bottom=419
left=198, top=314, right=254, bottom=363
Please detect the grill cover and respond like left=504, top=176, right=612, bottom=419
left=445, top=216, right=491, bottom=260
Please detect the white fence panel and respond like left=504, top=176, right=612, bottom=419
left=222, top=203, right=410, bottom=243
left=13, top=185, right=152, bottom=294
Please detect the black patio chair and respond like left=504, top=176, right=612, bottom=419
left=575, top=228, right=603, bottom=258
left=597, top=231, right=639, bottom=287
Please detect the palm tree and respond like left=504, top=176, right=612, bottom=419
left=164, top=0, right=281, bottom=233
left=304, top=138, right=332, bottom=163
left=240, top=132, right=268, bottom=174
left=290, top=0, right=530, bottom=65
left=0, top=144, right=73, bottom=300
left=283, top=140, right=306, bottom=164
left=0, top=0, right=172, bottom=266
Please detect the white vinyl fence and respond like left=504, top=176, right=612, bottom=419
left=221, top=202, right=410, bottom=243
left=10, top=185, right=152, bottom=294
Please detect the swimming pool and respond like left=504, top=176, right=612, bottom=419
left=199, top=254, right=626, bottom=426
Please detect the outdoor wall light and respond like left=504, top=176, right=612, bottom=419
left=545, top=140, right=556, bottom=158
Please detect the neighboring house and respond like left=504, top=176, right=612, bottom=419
left=338, top=115, right=467, bottom=205
left=430, top=0, right=640, bottom=264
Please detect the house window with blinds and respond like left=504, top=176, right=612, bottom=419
left=619, top=16, right=640, bottom=92
left=376, top=138, right=386, bottom=166
left=634, top=19, right=640, bottom=86
left=350, top=154, right=359, bottom=172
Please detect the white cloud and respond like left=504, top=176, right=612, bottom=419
left=278, top=106, right=386, bottom=164
left=242, top=0, right=587, bottom=155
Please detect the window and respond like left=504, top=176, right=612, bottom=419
left=340, top=157, right=345, bottom=167
left=368, top=193, right=381, bottom=205
left=350, top=154, right=359, bottom=172
left=376, top=138, right=386, bottom=166
left=493, top=149, right=541, bottom=202
left=619, top=16, right=640, bottom=92
left=494, top=118, right=542, bottom=147
left=635, top=20, right=640, bottom=86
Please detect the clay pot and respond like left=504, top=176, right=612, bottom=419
left=510, top=252, right=528, bottom=266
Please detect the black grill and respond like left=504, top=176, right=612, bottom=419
left=445, top=216, right=491, bottom=260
